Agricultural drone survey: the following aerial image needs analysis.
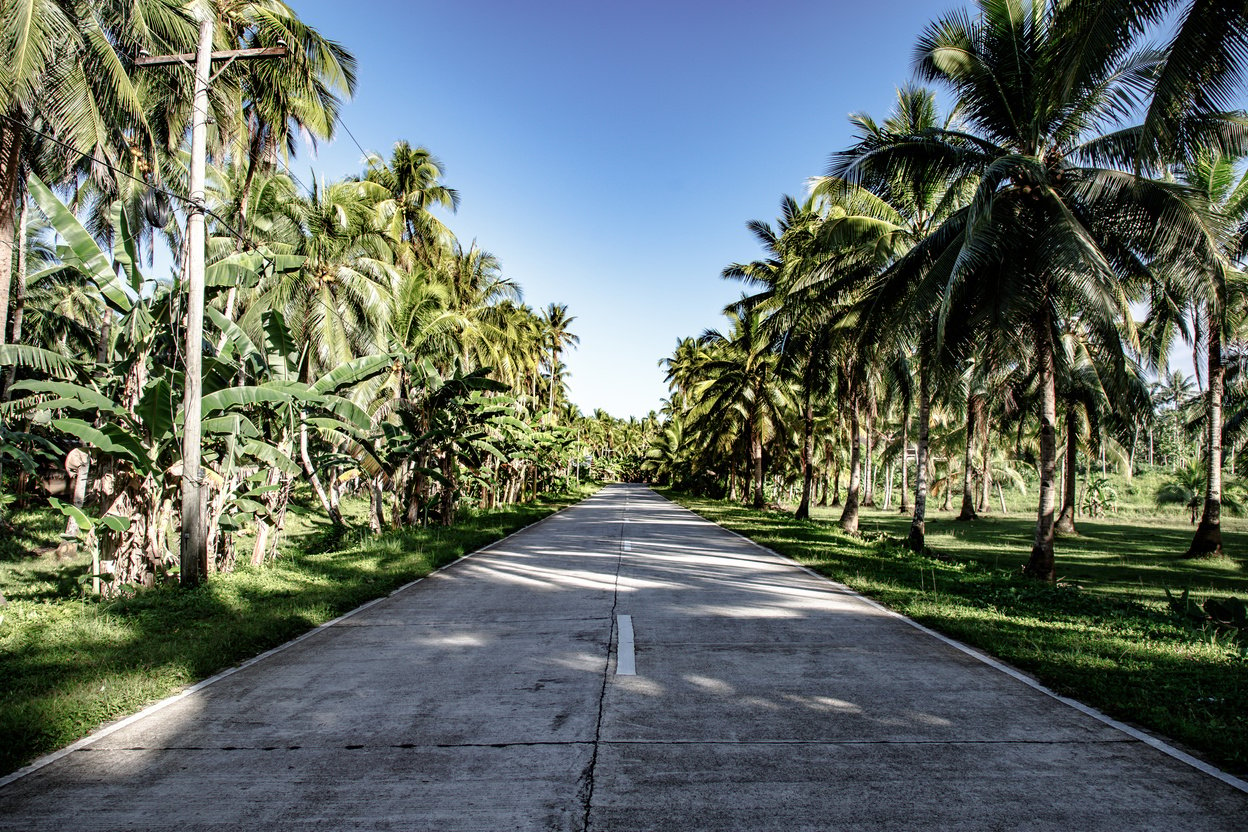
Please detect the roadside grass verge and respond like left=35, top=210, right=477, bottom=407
left=664, top=492, right=1248, bottom=777
left=0, top=485, right=596, bottom=776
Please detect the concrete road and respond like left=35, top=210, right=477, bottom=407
left=2, top=484, right=1245, bottom=830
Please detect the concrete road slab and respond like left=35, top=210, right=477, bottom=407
left=589, top=740, right=1241, bottom=832
left=0, top=744, right=592, bottom=831
left=2, top=484, right=1246, bottom=831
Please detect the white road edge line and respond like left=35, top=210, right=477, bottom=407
left=616, top=614, right=637, bottom=675
left=0, top=493, right=600, bottom=791
left=660, top=492, right=1248, bottom=796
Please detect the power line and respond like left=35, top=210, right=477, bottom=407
left=1, top=112, right=400, bottom=365
left=337, top=116, right=370, bottom=160
left=0, top=112, right=258, bottom=250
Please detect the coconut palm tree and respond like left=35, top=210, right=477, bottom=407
left=834, top=0, right=1225, bottom=579
left=1173, top=150, right=1248, bottom=556
left=0, top=0, right=194, bottom=346
left=690, top=306, right=790, bottom=509
left=816, top=86, right=972, bottom=548
left=364, top=141, right=458, bottom=268
left=540, top=303, right=579, bottom=420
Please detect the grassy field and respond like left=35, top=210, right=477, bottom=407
left=0, top=486, right=596, bottom=776
left=664, top=489, right=1248, bottom=776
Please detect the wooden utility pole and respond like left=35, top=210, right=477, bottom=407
left=138, top=17, right=287, bottom=587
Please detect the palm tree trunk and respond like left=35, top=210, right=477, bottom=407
left=957, top=393, right=979, bottom=520
left=796, top=387, right=815, bottom=520
left=0, top=120, right=20, bottom=348
left=979, top=420, right=993, bottom=513
left=840, top=390, right=862, bottom=532
left=899, top=414, right=910, bottom=513
left=1025, top=319, right=1059, bottom=580
left=1188, top=315, right=1224, bottom=557
left=1, top=196, right=27, bottom=398
left=1056, top=403, right=1079, bottom=534
left=750, top=421, right=765, bottom=509
left=548, top=346, right=559, bottom=418
left=908, top=356, right=931, bottom=552
left=863, top=397, right=876, bottom=506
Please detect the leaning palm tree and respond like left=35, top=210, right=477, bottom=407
left=835, top=0, right=1226, bottom=579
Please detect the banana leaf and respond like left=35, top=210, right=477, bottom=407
left=52, top=419, right=149, bottom=471
left=27, top=174, right=135, bottom=314
left=0, top=344, right=78, bottom=378
left=310, top=354, right=394, bottom=394
left=11, top=380, right=125, bottom=416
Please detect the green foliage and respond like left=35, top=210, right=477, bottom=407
left=1167, top=588, right=1248, bottom=651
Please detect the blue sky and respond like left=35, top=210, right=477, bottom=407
left=291, top=0, right=954, bottom=417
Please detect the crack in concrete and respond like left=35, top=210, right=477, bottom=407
left=577, top=492, right=629, bottom=832
left=77, top=736, right=1137, bottom=759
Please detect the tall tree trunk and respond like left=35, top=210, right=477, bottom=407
left=979, top=420, right=993, bottom=513
left=0, top=120, right=20, bottom=348
left=818, top=458, right=830, bottom=507
left=1025, top=319, right=1059, bottom=580
left=908, top=357, right=931, bottom=552
left=882, top=461, right=894, bottom=510
left=750, top=421, right=765, bottom=509
left=941, top=461, right=953, bottom=511
left=863, top=396, right=876, bottom=506
left=1056, top=403, right=1079, bottom=534
left=899, top=414, right=910, bottom=513
left=957, top=393, right=980, bottom=520
left=796, top=387, right=815, bottom=520
left=830, top=447, right=841, bottom=506
left=840, top=390, right=862, bottom=532
left=2, top=196, right=27, bottom=397
left=1189, top=313, right=1224, bottom=557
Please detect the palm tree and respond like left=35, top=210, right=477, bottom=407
left=0, top=0, right=194, bottom=346
left=1174, top=150, right=1248, bottom=556
left=817, top=86, right=972, bottom=548
left=691, top=306, right=790, bottom=509
left=540, top=303, right=579, bottom=420
left=836, top=0, right=1225, bottom=578
left=364, top=141, right=458, bottom=268
left=217, top=1, right=358, bottom=224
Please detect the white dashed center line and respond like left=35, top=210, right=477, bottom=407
left=616, top=615, right=636, bottom=675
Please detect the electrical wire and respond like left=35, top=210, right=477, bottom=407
left=337, top=116, right=370, bottom=160
left=0, top=111, right=257, bottom=249
left=2, top=112, right=400, bottom=367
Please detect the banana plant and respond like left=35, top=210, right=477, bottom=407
left=18, top=175, right=318, bottom=589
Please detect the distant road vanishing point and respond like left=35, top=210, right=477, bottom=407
left=2, top=484, right=1245, bottom=831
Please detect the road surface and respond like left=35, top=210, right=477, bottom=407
left=2, top=484, right=1245, bottom=830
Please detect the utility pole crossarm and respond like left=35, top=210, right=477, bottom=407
left=135, top=45, right=288, bottom=67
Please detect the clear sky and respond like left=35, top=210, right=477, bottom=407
left=290, top=0, right=955, bottom=418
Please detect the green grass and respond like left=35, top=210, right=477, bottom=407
left=0, top=486, right=596, bottom=776
left=664, top=491, right=1248, bottom=776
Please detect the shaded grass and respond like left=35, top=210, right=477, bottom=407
left=0, top=486, right=596, bottom=775
left=665, top=492, right=1248, bottom=777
